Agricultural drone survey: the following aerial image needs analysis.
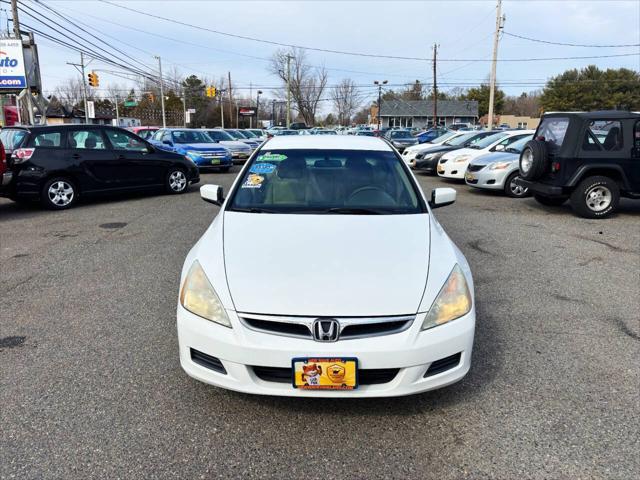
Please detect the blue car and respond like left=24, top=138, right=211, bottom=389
left=416, top=128, right=449, bottom=144
left=149, top=128, right=233, bottom=171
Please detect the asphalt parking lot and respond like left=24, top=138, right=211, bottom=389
left=1, top=170, right=638, bottom=479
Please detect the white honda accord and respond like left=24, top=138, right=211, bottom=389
left=177, top=135, right=475, bottom=397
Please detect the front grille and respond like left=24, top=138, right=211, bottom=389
left=190, top=348, right=227, bottom=374
left=199, top=152, right=227, bottom=158
left=467, top=164, right=485, bottom=172
left=424, top=352, right=461, bottom=377
left=239, top=313, right=414, bottom=341
left=252, top=366, right=399, bottom=385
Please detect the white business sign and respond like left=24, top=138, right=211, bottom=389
left=86, top=101, right=95, bottom=119
left=0, top=39, right=27, bottom=90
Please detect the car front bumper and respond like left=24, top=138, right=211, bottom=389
left=464, top=167, right=512, bottom=190
left=437, top=160, right=468, bottom=179
left=193, top=156, right=233, bottom=168
left=177, top=305, right=475, bottom=397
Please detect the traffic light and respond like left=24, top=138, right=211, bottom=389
left=87, top=71, right=99, bottom=87
left=206, top=86, right=217, bottom=98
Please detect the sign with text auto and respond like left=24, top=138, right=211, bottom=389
left=239, top=107, right=256, bottom=116
left=0, top=39, right=27, bottom=90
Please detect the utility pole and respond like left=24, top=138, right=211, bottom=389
left=114, top=94, right=119, bottom=126
left=255, top=90, right=262, bottom=129
left=80, top=52, right=89, bottom=123
left=154, top=55, right=166, bottom=128
left=10, top=0, right=20, bottom=38
left=373, top=80, right=387, bottom=131
left=272, top=99, right=276, bottom=126
left=182, top=92, right=186, bottom=127
left=487, top=0, right=504, bottom=130
left=432, top=43, right=439, bottom=128
left=220, top=91, right=225, bottom=128
left=286, top=54, right=292, bottom=127
left=227, top=72, right=233, bottom=128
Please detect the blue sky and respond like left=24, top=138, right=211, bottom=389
left=15, top=0, right=640, bottom=107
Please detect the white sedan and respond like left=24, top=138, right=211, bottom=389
left=177, top=135, right=475, bottom=397
left=437, top=130, right=535, bottom=179
left=402, top=130, right=460, bottom=165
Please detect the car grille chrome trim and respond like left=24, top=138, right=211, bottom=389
left=239, top=313, right=415, bottom=341
left=467, top=164, right=486, bottom=172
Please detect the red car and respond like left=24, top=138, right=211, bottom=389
left=128, top=126, right=160, bottom=140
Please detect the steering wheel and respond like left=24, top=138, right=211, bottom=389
left=346, top=185, right=391, bottom=204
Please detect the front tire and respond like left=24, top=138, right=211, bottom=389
left=569, top=175, right=620, bottom=219
left=504, top=172, right=529, bottom=198
left=41, top=177, right=78, bottom=209
left=534, top=194, right=568, bottom=207
left=166, top=168, right=188, bottom=194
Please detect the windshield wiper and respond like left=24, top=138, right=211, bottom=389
left=325, top=207, right=383, bottom=215
left=227, top=207, right=277, bottom=213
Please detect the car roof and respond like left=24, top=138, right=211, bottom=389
left=264, top=135, right=394, bottom=151
left=544, top=110, right=640, bottom=120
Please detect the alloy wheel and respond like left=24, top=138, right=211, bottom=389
left=169, top=170, right=187, bottom=192
left=585, top=185, right=611, bottom=212
left=48, top=181, right=75, bottom=207
left=509, top=176, right=527, bottom=197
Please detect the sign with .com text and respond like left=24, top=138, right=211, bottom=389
left=0, top=39, right=27, bottom=90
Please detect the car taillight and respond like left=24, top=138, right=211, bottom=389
left=13, top=148, right=35, bottom=164
left=551, top=161, right=561, bottom=172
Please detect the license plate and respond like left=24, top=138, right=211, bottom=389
left=210, top=159, right=220, bottom=165
left=465, top=172, right=475, bottom=181
left=292, top=357, right=358, bottom=390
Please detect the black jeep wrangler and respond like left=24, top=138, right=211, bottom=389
left=517, top=111, right=640, bottom=218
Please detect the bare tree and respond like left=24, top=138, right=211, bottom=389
left=270, top=48, right=327, bottom=126
left=331, top=79, right=363, bottom=126
left=53, top=77, right=85, bottom=107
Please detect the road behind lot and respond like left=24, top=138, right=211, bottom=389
left=1, top=170, right=639, bottom=479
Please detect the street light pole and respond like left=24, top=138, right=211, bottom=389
left=154, top=55, right=166, bottom=128
left=374, top=80, right=387, bottom=131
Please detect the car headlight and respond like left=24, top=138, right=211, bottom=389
left=453, top=154, right=471, bottom=163
left=422, top=264, right=472, bottom=330
left=180, top=261, right=232, bottom=328
left=489, top=161, right=512, bottom=170
left=185, top=150, right=201, bottom=159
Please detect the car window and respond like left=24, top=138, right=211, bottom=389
left=537, top=117, right=569, bottom=152
left=171, top=130, right=212, bottom=144
left=105, top=129, right=148, bottom=152
left=0, top=129, right=28, bottom=150
left=581, top=120, right=623, bottom=152
left=228, top=149, right=424, bottom=214
left=68, top=130, right=106, bottom=150
left=30, top=131, right=63, bottom=148
left=505, top=135, right=534, bottom=153
left=445, top=132, right=476, bottom=146
left=207, top=130, right=234, bottom=141
left=390, top=131, right=411, bottom=139
left=470, top=132, right=510, bottom=149
left=152, top=130, right=165, bottom=141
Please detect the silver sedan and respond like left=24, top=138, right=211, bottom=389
left=464, top=135, right=532, bottom=198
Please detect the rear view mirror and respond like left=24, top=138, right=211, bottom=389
left=429, top=188, right=456, bottom=209
left=200, top=184, right=224, bottom=206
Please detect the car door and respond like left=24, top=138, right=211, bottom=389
left=69, top=128, right=125, bottom=191
left=103, top=128, right=165, bottom=186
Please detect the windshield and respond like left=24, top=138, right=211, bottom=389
left=431, top=131, right=456, bottom=143
left=228, top=149, right=425, bottom=214
left=470, top=132, right=510, bottom=149
left=249, top=130, right=263, bottom=136
left=226, top=130, right=244, bottom=139
left=242, top=130, right=257, bottom=138
left=206, top=130, right=235, bottom=141
left=444, top=132, right=477, bottom=146
left=505, top=135, right=534, bottom=153
left=389, top=131, right=412, bottom=139
left=171, top=130, right=213, bottom=144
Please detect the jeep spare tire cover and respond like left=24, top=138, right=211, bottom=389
left=519, top=139, right=548, bottom=180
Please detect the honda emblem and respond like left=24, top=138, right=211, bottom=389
left=312, top=319, right=340, bottom=342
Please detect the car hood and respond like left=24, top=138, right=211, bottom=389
left=219, top=140, right=251, bottom=150
left=391, top=138, right=418, bottom=143
left=470, top=151, right=518, bottom=166
left=177, top=143, right=228, bottom=152
left=220, top=212, right=431, bottom=317
left=415, top=144, right=460, bottom=155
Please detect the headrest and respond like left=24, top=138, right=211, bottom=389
left=277, top=157, right=307, bottom=179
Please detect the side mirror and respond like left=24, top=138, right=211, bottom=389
left=200, top=184, right=224, bottom=206
left=494, top=144, right=505, bottom=151
left=429, top=188, right=456, bottom=209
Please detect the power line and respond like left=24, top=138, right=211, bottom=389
left=96, top=0, right=640, bottom=63
left=503, top=31, right=640, bottom=48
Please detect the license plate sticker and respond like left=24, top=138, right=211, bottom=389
left=292, top=357, right=358, bottom=390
